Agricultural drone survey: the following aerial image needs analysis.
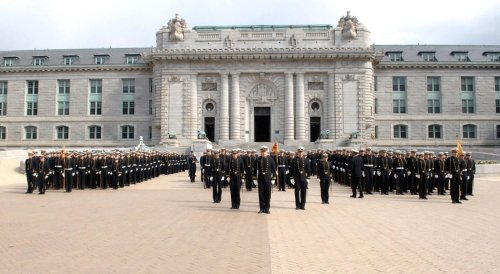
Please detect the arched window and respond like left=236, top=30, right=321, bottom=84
left=25, top=126, right=37, bottom=140
left=89, top=125, right=102, bottom=140
left=463, top=124, right=476, bottom=139
left=56, top=126, right=69, bottom=140
left=393, top=124, right=407, bottom=139
left=428, top=124, right=442, bottom=139
left=121, top=125, right=134, bottom=139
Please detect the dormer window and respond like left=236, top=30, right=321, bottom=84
left=483, top=51, right=500, bottom=62
left=63, top=55, right=78, bottom=65
left=126, top=54, right=140, bottom=64
left=33, top=56, right=47, bottom=66
left=387, top=52, right=403, bottom=62
left=94, top=55, right=109, bottom=65
left=3, top=57, right=17, bottom=67
left=451, top=51, right=470, bottom=62
left=418, top=51, right=437, bottom=62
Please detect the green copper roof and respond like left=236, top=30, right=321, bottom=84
left=192, top=24, right=333, bottom=32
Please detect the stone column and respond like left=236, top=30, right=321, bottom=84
left=295, top=72, right=306, bottom=141
left=189, top=74, right=198, bottom=139
left=230, top=73, right=241, bottom=140
left=220, top=72, right=229, bottom=141
left=327, top=72, right=335, bottom=139
left=284, top=72, right=295, bottom=141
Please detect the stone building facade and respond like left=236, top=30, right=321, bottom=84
left=0, top=12, right=499, bottom=149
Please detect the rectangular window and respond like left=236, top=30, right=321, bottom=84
left=461, top=77, right=475, bottom=113
left=0, top=81, right=7, bottom=95
left=0, top=102, right=6, bottom=116
left=25, top=127, right=37, bottom=140
left=374, top=126, right=378, bottom=139
left=3, top=58, right=15, bottom=67
left=463, top=125, right=476, bottom=139
left=388, top=52, right=403, bottom=62
left=497, top=125, right=500, bottom=139
left=428, top=125, right=442, bottom=139
left=26, top=102, right=37, bottom=116
left=89, top=101, right=102, bottom=115
left=487, top=54, right=500, bottom=62
left=422, top=52, right=437, bottom=62
left=427, top=77, right=440, bottom=91
left=201, top=82, right=217, bottom=91
left=122, top=79, right=135, bottom=93
left=462, top=99, right=475, bottom=113
left=89, top=126, right=102, bottom=139
left=64, top=56, right=75, bottom=65
left=461, top=77, right=474, bottom=91
left=427, top=99, right=441, bottom=114
left=456, top=53, right=470, bottom=62
left=0, top=126, right=5, bottom=139
left=149, top=99, right=153, bottom=115
left=496, top=77, right=500, bottom=92
left=126, top=55, right=139, bottom=64
left=56, top=126, right=69, bottom=140
left=392, top=77, right=406, bottom=91
left=121, top=126, right=134, bottom=139
left=122, top=101, right=135, bottom=115
left=307, top=82, right=324, bottom=90
left=90, top=79, right=102, bottom=93
left=394, top=125, right=407, bottom=138
left=149, top=78, right=153, bottom=93
left=373, top=76, right=378, bottom=92
left=95, top=56, right=106, bottom=65
left=33, top=57, right=45, bottom=66
left=393, top=99, right=406, bottom=114
left=496, top=99, right=500, bottom=114
left=149, top=126, right=152, bottom=139
left=57, top=101, right=69, bottom=115
left=27, top=80, right=39, bottom=94
left=374, top=98, right=378, bottom=114
left=58, top=80, right=70, bottom=94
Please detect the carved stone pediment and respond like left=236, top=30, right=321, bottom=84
left=248, top=83, right=277, bottom=104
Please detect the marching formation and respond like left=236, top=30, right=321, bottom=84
left=190, top=146, right=477, bottom=213
left=24, top=150, right=187, bottom=194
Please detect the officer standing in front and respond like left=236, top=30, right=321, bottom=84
left=317, top=152, right=332, bottom=204
left=255, top=146, right=276, bottom=214
left=228, top=149, right=245, bottom=209
left=292, top=147, right=310, bottom=210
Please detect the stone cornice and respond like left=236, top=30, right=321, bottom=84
left=0, top=64, right=151, bottom=74
left=376, top=61, right=500, bottom=70
left=144, top=47, right=377, bottom=62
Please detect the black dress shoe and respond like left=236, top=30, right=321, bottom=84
left=322, top=202, right=325, bottom=204
left=462, top=197, right=468, bottom=200
left=457, top=201, right=462, bottom=204
left=301, top=207, right=305, bottom=210
left=350, top=195, right=356, bottom=198
left=296, top=207, right=300, bottom=210
left=258, top=210, right=263, bottom=214
left=452, top=201, right=457, bottom=204
left=265, top=211, right=270, bottom=214
left=325, top=202, right=329, bottom=204
left=358, top=195, right=364, bottom=199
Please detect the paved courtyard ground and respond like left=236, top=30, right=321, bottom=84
left=1, top=172, right=499, bottom=274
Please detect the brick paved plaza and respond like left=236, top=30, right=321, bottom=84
left=1, top=172, right=499, bottom=273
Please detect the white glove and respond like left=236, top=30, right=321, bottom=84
left=242, top=179, right=245, bottom=183
left=253, top=180, right=257, bottom=185
left=362, top=171, right=365, bottom=177
left=285, top=170, right=289, bottom=174
left=306, top=179, right=309, bottom=184
left=373, top=171, right=376, bottom=176
left=271, top=180, right=275, bottom=185
left=221, top=176, right=225, bottom=181
left=394, top=174, right=398, bottom=179
left=434, top=175, right=438, bottom=179
left=290, top=179, right=295, bottom=185
left=467, top=176, right=470, bottom=180
left=407, top=171, right=411, bottom=176
left=388, top=171, right=392, bottom=176
left=210, top=176, right=213, bottom=181
left=72, top=172, right=75, bottom=176
left=415, top=174, right=421, bottom=179
left=377, top=171, right=381, bottom=176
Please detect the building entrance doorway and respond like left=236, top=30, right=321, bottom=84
left=254, top=107, right=270, bottom=142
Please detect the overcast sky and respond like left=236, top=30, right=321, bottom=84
left=1, top=0, right=500, bottom=50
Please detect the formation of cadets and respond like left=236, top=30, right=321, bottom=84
left=25, top=150, right=187, bottom=194
left=189, top=146, right=477, bottom=214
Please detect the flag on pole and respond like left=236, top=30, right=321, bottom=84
left=457, top=140, right=464, bottom=157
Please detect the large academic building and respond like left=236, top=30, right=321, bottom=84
left=0, top=12, right=499, bottom=149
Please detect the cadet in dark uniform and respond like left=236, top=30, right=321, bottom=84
left=292, top=147, right=310, bottom=209
left=434, top=152, right=446, bottom=195
left=458, top=153, right=468, bottom=201
left=228, top=149, right=245, bottom=209
left=317, top=153, right=332, bottom=204
left=200, top=150, right=212, bottom=189
left=255, top=146, right=276, bottom=214
left=363, top=148, right=375, bottom=194
left=25, top=151, right=37, bottom=193
left=211, top=150, right=224, bottom=203
left=276, top=150, right=288, bottom=191
left=465, top=152, right=476, bottom=196
left=350, top=149, right=364, bottom=198
left=416, top=152, right=427, bottom=199
left=445, top=148, right=461, bottom=204
left=188, top=152, right=198, bottom=183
